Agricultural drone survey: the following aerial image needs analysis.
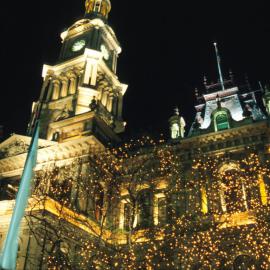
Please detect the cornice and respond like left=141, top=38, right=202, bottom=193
left=184, top=120, right=270, bottom=144
left=0, top=136, right=105, bottom=179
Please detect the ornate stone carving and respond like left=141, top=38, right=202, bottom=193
left=0, top=140, right=29, bottom=159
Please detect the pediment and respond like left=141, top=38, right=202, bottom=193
left=0, top=134, right=56, bottom=159
left=0, top=135, right=30, bottom=159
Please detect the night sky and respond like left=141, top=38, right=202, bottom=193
left=0, top=1, right=269, bottom=140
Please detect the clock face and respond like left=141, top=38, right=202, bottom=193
left=71, top=39, right=86, bottom=52
left=101, top=44, right=110, bottom=60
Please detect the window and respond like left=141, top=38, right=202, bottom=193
left=215, top=112, right=229, bottom=131
left=94, top=0, right=101, bottom=12
left=171, top=192, right=187, bottom=217
left=220, top=169, right=247, bottom=213
left=124, top=203, right=132, bottom=231
left=0, top=180, right=18, bottom=201
left=154, top=194, right=167, bottom=226
left=157, top=197, right=167, bottom=225
left=137, top=190, right=151, bottom=228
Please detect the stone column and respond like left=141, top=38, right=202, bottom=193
left=60, top=78, right=68, bottom=97
left=112, top=96, right=118, bottom=116
left=46, top=79, right=54, bottom=101
left=52, top=80, right=60, bottom=100
left=112, top=52, right=118, bottom=73
left=119, top=200, right=125, bottom=230
left=83, top=59, right=98, bottom=86
left=117, top=93, right=123, bottom=120
left=69, top=74, right=77, bottom=95
left=107, top=94, right=114, bottom=112
left=101, top=89, right=108, bottom=107
left=83, top=59, right=92, bottom=85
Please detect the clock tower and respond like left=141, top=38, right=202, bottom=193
left=28, top=0, right=128, bottom=145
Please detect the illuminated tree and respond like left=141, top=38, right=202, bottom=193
left=23, top=142, right=270, bottom=269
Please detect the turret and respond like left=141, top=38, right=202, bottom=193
left=169, top=108, right=186, bottom=140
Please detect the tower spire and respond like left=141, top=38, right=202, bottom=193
left=85, top=0, right=111, bottom=19
left=213, top=42, right=225, bottom=91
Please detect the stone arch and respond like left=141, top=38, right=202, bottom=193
left=218, top=162, right=240, bottom=175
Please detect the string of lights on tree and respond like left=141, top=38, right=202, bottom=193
left=26, top=138, right=270, bottom=269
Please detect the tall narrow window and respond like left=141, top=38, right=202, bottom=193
left=124, top=203, right=132, bottom=231
left=157, top=197, right=167, bottom=225
left=137, top=190, right=151, bottom=228
left=221, top=170, right=247, bottom=213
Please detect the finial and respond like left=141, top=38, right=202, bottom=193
left=229, top=69, right=234, bottom=83
left=265, top=84, right=270, bottom=93
left=195, top=88, right=199, bottom=98
left=245, top=74, right=251, bottom=91
left=85, top=0, right=111, bottom=19
left=213, top=42, right=225, bottom=91
left=203, top=76, right=208, bottom=86
left=216, top=94, right=222, bottom=109
left=259, top=81, right=264, bottom=92
left=174, top=107, right=180, bottom=116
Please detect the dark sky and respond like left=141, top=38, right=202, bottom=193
left=0, top=0, right=269, bottom=139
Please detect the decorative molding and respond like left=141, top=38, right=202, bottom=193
left=0, top=135, right=104, bottom=179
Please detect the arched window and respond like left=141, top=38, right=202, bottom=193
left=233, top=255, right=257, bottom=270
left=94, top=0, right=102, bottom=12
left=52, top=131, right=60, bottom=142
left=220, top=168, right=248, bottom=213
left=215, top=112, right=229, bottom=131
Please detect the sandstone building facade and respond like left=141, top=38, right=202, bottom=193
left=0, top=1, right=270, bottom=269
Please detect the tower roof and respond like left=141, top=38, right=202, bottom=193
left=85, top=0, right=111, bottom=20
